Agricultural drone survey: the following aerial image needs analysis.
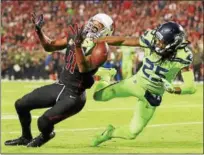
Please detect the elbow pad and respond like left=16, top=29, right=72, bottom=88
left=180, top=71, right=197, bottom=94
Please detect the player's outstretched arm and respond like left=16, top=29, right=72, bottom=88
left=70, top=24, right=92, bottom=73
left=162, top=66, right=196, bottom=95
left=179, top=66, right=197, bottom=94
left=32, top=13, right=67, bottom=52
left=94, top=36, right=140, bottom=46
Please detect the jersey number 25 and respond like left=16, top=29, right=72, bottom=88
left=142, top=58, right=169, bottom=82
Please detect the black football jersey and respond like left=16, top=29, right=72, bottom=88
left=59, top=38, right=97, bottom=93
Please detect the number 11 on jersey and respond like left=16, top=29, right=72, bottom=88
left=65, top=50, right=77, bottom=74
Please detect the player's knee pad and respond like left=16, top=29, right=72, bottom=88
left=37, top=115, right=54, bottom=135
left=93, top=91, right=102, bottom=101
left=93, top=90, right=112, bottom=101
left=93, top=91, right=110, bottom=101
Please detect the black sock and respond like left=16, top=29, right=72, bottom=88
left=17, top=111, right=32, bottom=139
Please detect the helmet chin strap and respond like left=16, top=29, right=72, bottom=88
left=155, top=47, right=164, bottom=54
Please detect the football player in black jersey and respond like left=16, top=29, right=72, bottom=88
left=4, top=13, right=114, bottom=147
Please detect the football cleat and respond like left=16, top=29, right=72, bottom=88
left=5, top=136, right=32, bottom=146
left=91, top=124, right=115, bottom=147
left=27, top=132, right=55, bottom=147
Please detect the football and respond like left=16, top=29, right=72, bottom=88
left=90, top=42, right=108, bottom=67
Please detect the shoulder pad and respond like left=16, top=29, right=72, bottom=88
left=139, top=29, right=154, bottom=48
left=173, top=46, right=193, bottom=65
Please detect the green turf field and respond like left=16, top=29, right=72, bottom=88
left=1, top=81, right=203, bottom=153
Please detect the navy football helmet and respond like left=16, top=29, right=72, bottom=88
left=153, top=21, right=185, bottom=56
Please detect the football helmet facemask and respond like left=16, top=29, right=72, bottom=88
left=82, top=13, right=114, bottom=40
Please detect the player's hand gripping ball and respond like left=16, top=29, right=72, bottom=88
left=69, top=23, right=108, bottom=67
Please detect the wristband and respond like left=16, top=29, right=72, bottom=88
left=180, top=86, right=196, bottom=94
left=180, top=71, right=196, bottom=94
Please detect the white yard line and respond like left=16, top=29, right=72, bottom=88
left=1, top=79, right=54, bottom=82
left=1, top=115, right=39, bottom=119
left=1, top=115, right=85, bottom=120
left=86, top=104, right=202, bottom=112
left=1, top=104, right=202, bottom=117
left=1, top=121, right=202, bottom=134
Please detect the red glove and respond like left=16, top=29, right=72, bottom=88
left=31, top=13, right=45, bottom=31
left=69, top=24, right=84, bottom=47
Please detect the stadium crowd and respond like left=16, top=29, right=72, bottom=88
left=1, top=0, right=203, bottom=81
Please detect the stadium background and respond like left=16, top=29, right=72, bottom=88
left=1, top=1, right=203, bottom=154
left=1, top=0, right=203, bottom=81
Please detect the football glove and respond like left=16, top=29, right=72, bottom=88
left=32, top=13, right=44, bottom=31
left=69, top=24, right=84, bottom=47
left=161, top=78, right=175, bottom=93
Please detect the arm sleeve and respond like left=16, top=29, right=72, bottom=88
left=180, top=70, right=196, bottom=94
left=176, top=46, right=193, bottom=69
left=139, top=30, right=151, bottom=47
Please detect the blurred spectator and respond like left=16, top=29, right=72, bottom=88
left=1, top=1, right=203, bottom=81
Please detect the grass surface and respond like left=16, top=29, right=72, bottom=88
left=1, top=81, right=203, bottom=153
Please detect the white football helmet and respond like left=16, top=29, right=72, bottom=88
left=82, top=13, right=114, bottom=39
